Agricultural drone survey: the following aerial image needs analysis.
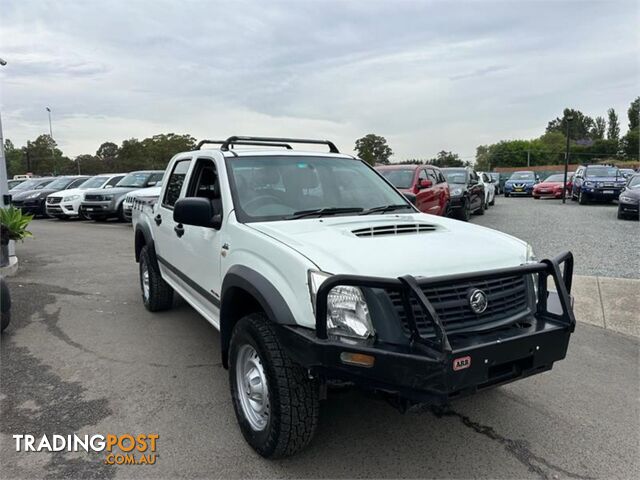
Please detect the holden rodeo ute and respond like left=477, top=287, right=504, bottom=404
left=133, top=136, right=576, bottom=458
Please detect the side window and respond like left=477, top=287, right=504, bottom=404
left=188, top=158, right=223, bottom=213
left=482, top=173, right=489, bottom=182
left=437, top=172, right=446, bottom=184
left=162, top=160, right=191, bottom=208
left=426, top=169, right=438, bottom=183
left=417, top=169, right=428, bottom=183
left=106, top=176, right=123, bottom=187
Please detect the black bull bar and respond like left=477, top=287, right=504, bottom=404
left=314, top=251, right=575, bottom=362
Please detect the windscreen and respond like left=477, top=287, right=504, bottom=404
left=509, top=172, right=535, bottom=181
left=586, top=166, right=619, bottom=177
left=544, top=174, right=565, bottom=182
left=116, top=172, right=151, bottom=188
left=443, top=170, right=467, bottom=184
left=378, top=169, right=414, bottom=189
left=227, top=156, right=411, bottom=222
left=46, top=177, right=76, bottom=190
left=79, top=176, right=109, bottom=189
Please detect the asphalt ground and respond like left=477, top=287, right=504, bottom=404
left=473, top=195, right=639, bottom=279
left=1, top=208, right=639, bottom=479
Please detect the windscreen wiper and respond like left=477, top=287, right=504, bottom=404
left=286, top=207, right=364, bottom=220
left=360, top=204, right=412, bottom=215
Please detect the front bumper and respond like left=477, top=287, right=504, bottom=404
left=581, top=186, right=623, bottom=199
left=279, top=252, right=576, bottom=404
left=448, top=195, right=465, bottom=210
left=46, top=199, right=80, bottom=216
left=80, top=201, right=116, bottom=217
left=505, top=184, right=534, bottom=195
left=12, top=199, right=45, bottom=215
left=618, top=199, right=639, bottom=216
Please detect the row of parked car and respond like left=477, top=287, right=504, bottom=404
left=375, top=165, right=497, bottom=221
left=8, top=171, right=164, bottom=222
left=499, top=165, right=639, bottom=220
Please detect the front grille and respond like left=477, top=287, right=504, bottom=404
left=386, top=275, right=530, bottom=336
left=84, top=194, right=104, bottom=201
left=124, top=195, right=134, bottom=204
left=47, top=197, right=62, bottom=204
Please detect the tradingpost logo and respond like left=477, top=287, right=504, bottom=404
left=13, top=433, right=159, bottom=466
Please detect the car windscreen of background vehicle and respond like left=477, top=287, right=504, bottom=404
left=510, top=172, right=534, bottom=180
left=117, top=172, right=150, bottom=188
left=227, top=156, right=410, bottom=222
left=79, top=176, right=109, bottom=189
left=378, top=169, right=414, bottom=189
left=627, top=177, right=640, bottom=189
left=443, top=171, right=467, bottom=184
left=587, top=167, right=619, bottom=177
left=544, top=174, right=565, bottom=182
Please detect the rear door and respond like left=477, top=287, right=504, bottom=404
left=415, top=168, right=433, bottom=213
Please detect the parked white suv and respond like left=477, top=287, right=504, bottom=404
left=133, top=136, right=576, bottom=458
left=122, top=184, right=162, bottom=222
left=46, top=173, right=125, bottom=219
left=477, top=171, right=496, bottom=209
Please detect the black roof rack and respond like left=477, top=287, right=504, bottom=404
left=220, top=136, right=339, bottom=154
left=196, top=139, right=293, bottom=150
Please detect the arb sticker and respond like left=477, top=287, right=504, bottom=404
left=453, top=356, right=471, bottom=371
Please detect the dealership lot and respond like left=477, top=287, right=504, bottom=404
left=1, top=199, right=638, bottom=479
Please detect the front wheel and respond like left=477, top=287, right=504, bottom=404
left=504, top=192, right=510, bottom=198
left=229, top=313, right=319, bottom=458
left=579, top=190, right=588, bottom=205
left=475, top=199, right=485, bottom=215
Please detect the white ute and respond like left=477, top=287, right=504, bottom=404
left=133, top=136, right=576, bottom=458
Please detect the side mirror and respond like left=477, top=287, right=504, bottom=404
left=174, top=197, right=222, bottom=229
left=418, top=179, right=432, bottom=189
left=147, top=181, right=158, bottom=187
left=104, top=185, right=113, bottom=189
left=469, top=178, right=478, bottom=185
left=402, top=192, right=417, bottom=206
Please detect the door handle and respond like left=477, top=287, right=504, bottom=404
left=174, top=224, right=185, bottom=238
left=154, top=214, right=162, bottom=226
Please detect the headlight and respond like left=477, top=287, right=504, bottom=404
left=584, top=181, right=594, bottom=187
left=26, top=192, right=42, bottom=199
left=308, top=270, right=373, bottom=339
left=102, top=195, right=115, bottom=201
left=619, top=195, right=633, bottom=203
left=525, top=243, right=537, bottom=264
left=63, top=195, right=80, bottom=202
left=451, top=188, right=463, bottom=196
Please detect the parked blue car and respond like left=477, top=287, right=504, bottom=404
left=571, top=165, right=626, bottom=204
left=503, top=171, right=539, bottom=197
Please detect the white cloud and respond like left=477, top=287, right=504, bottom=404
left=0, top=0, right=638, bottom=160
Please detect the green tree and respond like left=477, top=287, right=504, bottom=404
left=592, top=116, right=606, bottom=140
left=4, top=140, right=24, bottom=178
left=546, top=108, right=594, bottom=141
left=607, top=108, right=620, bottom=140
left=118, top=138, right=146, bottom=171
left=22, top=135, right=69, bottom=175
left=398, top=159, right=425, bottom=165
left=621, top=128, right=639, bottom=158
left=427, top=151, right=465, bottom=167
left=96, top=142, right=119, bottom=171
left=141, top=133, right=197, bottom=169
left=627, top=96, right=639, bottom=130
left=354, top=134, right=393, bottom=165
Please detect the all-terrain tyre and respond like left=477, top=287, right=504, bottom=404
left=475, top=199, right=485, bottom=215
left=139, top=245, right=173, bottom=312
left=229, top=313, right=319, bottom=458
left=453, top=199, right=471, bottom=221
left=504, top=192, right=510, bottom=197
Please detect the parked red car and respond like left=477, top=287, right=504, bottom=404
left=533, top=173, right=573, bottom=199
left=375, top=165, right=450, bottom=216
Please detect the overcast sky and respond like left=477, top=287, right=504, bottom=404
left=1, top=0, right=638, bottom=161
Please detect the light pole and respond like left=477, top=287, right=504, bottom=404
left=562, top=116, right=574, bottom=204
left=46, top=106, right=56, bottom=175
